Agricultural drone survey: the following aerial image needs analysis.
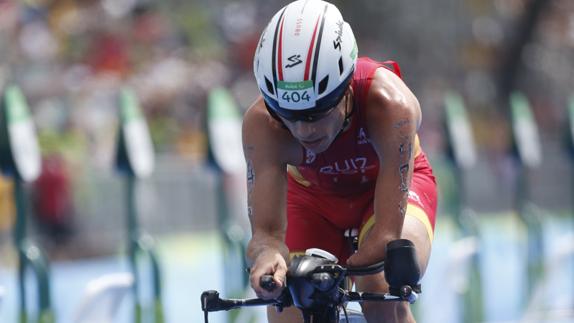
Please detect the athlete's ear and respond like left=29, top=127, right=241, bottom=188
left=346, top=85, right=354, bottom=114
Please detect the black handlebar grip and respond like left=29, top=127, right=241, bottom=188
left=384, top=239, right=421, bottom=295
left=260, top=275, right=277, bottom=292
left=201, top=290, right=220, bottom=311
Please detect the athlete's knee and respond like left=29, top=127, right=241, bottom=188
left=361, top=301, right=415, bottom=323
left=267, top=305, right=303, bottom=323
left=355, top=271, right=388, bottom=295
left=401, top=214, right=433, bottom=275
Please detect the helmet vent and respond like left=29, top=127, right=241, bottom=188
left=318, top=75, right=329, bottom=95
left=265, top=77, right=275, bottom=95
left=338, top=56, right=344, bottom=75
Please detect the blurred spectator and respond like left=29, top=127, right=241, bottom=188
left=32, top=153, right=75, bottom=246
left=0, top=174, right=14, bottom=233
left=86, top=31, right=129, bottom=76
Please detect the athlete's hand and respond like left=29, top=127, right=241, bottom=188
left=346, top=226, right=390, bottom=268
left=249, top=250, right=288, bottom=300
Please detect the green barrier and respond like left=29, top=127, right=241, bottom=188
left=510, top=92, right=541, bottom=168
left=509, top=91, right=544, bottom=304
left=115, top=88, right=164, bottom=323
left=442, top=91, right=483, bottom=323
left=567, top=95, right=574, bottom=310
left=206, top=88, right=252, bottom=322
left=568, top=95, right=574, bottom=215
left=207, top=88, right=246, bottom=175
left=567, top=95, right=574, bottom=164
left=0, top=85, right=54, bottom=323
left=444, top=92, right=477, bottom=173
left=568, top=96, right=574, bottom=157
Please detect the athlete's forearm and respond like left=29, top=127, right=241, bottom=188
left=371, top=141, right=414, bottom=248
left=366, top=81, right=418, bottom=257
left=376, top=138, right=414, bottom=229
left=247, top=232, right=289, bottom=266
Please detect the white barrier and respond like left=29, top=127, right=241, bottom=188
left=74, top=272, right=134, bottom=323
left=521, top=234, right=574, bottom=322
left=447, top=236, right=480, bottom=294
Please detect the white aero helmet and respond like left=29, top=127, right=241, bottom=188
left=253, top=0, right=358, bottom=122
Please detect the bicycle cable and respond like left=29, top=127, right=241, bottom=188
left=342, top=305, right=349, bottom=322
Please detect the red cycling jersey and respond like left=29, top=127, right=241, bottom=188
left=285, top=57, right=437, bottom=262
left=287, top=57, right=415, bottom=195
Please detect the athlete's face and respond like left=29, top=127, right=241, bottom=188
left=281, top=90, right=350, bottom=154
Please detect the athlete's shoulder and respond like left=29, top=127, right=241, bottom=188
left=243, top=97, right=285, bottom=132
left=243, top=96, right=302, bottom=165
left=244, top=97, right=270, bottom=124
left=365, top=64, right=421, bottom=129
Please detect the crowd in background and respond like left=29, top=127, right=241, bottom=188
left=0, top=0, right=573, bottom=254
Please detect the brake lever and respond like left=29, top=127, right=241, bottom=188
left=260, top=275, right=277, bottom=292
left=311, top=264, right=345, bottom=274
left=260, top=275, right=293, bottom=312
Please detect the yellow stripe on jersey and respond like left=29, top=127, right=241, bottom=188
left=405, top=204, right=434, bottom=242
left=287, top=164, right=312, bottom=187
left=414, top=134, right=422, bottom=158
left=289, top=251, right=306, bottom=260
left=358, top=204, right=434, bottom=248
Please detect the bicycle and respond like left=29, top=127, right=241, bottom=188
left=201, top=238, right=422, bottom=323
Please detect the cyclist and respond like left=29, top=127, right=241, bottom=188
left=244, top=1, right=437, bottom=322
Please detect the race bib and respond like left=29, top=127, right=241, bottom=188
left=277, top=81, right=316, bottom=110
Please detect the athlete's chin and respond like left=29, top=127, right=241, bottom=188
left=306, top=145, right=327, bottom=154
left=301, top=138, right=332, bottom=154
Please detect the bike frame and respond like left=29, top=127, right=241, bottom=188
left=201, top=239, right=421, bottom=323
left=201, top=273, right=417, bottom=323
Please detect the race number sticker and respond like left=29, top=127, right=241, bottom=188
left=277, top=81, right=315, bottom=110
